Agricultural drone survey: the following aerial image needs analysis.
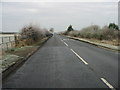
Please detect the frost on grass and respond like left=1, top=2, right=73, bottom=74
left=1, top=54, right=23, bottom=71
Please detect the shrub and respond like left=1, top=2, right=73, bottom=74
left=19, top=24, right=50, bottom=46
left=62, top=24, right=120, bottom=42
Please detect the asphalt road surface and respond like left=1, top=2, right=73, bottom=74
left=3, top=34, right=119, bottom=89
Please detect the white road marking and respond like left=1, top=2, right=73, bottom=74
left=59, top=38, right=63, bottom=41
left=70, top=49, right=88, bottom=65
left=64, top=42, right=68, bottom=46
left=101, top=78, right=115, bottom=90
left=61, top=39, right=63, bottom=42
left=63, top=39, right=69, bottom=41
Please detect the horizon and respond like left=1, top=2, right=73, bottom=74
left=1, top=1, right=118, bottom=33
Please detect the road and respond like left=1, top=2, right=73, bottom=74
left=3, top=34, right=118, bottom=89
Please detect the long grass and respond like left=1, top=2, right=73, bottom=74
left=62, top=25, right=120, bottom=45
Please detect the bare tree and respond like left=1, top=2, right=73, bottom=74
left=20, top=24, right=50, bottom=45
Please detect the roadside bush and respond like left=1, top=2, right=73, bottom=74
left=68, top=30, right=79, bottom=37
left=19, top=24, right=50, bottom=46
left=62, top=24, right=120, bottom=42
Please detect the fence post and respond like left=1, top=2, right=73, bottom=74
left=9, top=36, right=10, bottom=42
left=2, top=36, right=3, bottom=43
left=9, top=36, right=12, bottom=49
left=6, top=43, right=8, bottom=50
left=14, top=34, right=19, bottom=47
left=1, top=36, right=4, bottom=54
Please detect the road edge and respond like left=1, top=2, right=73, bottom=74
left=66, top=36, right=120, bottom=52
left=2, top=36, right=51, bottom=79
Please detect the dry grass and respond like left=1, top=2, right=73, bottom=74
left=5, top=37, right=48, bottom=57
left=62, top=25, right=120, bottom=46
left=6, top=46, right=38, bottom=57
left=83, top=38, right=119, bottom=46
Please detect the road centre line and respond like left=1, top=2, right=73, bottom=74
left=70, top=49, right=88, bottom=65
left=64, top=42, right=68, bottom=46
left=101, top=78, right=115, bottom=90
left=61, top=37, right=114, bottom=89
left=60, top=39, right=63, bottom=42
left=60, top=38, right=68, bottom=46
left=70, top=49, right=115, bottom=89
left=57, top=37, right=115, bottom=89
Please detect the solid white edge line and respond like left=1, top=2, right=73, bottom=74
left=70, top=49, right=88, bottom=65
left=101, top=78, right=115, bottom=90
left=64, top=42, right=68, bottom=46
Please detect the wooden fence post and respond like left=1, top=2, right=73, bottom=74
left=8, top=36, right=12, bottom=49
left=2, top=36, right=4, bottom=53
left=14, top=34, right=17, bottom=47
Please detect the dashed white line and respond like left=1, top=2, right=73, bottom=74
left=70, top=49, right=88, bottom=65
left=60, top=38, right=68, bottom=46
left=60, top=38, right=69, bottom=41
left=60, top=39, right=63, bottom=42
left=61, top=38, right=115, bottom=90
left=101, top=78, right=115, bottom=90
left=64, top=42, right=68, bottom=46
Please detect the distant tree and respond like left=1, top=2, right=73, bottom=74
left=49, top=28, right=54, bottom=33
left=67, top=25, right=74, bottom=32
left=108, top=23, right=119, bottom=30
left=20, top=24, right=48, bottom=42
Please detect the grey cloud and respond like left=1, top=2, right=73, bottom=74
left=2, top=2, right=118, bottom=32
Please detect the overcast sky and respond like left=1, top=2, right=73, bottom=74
left=1, top=0, right=119, bottom=32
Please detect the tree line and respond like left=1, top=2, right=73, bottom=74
left=61, top=23, right=120, bottom=45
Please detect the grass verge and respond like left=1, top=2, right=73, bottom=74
left=66, top=35, right=120, bottom=52
left=2, top=37, right=50, bottom=79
